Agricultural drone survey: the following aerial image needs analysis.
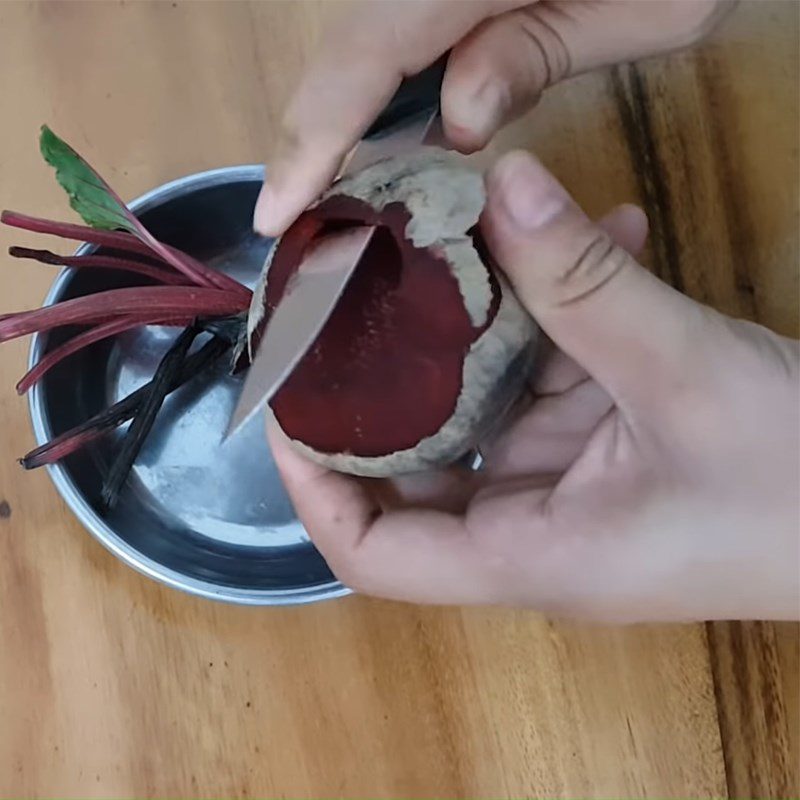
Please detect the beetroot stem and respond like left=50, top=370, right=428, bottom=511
left=135, top=224, right=251, bottom=298
left=0, top=285, right=248, bottom=342
left=16, top=313, right=194, bottom=394
left=2, top=210, right=164, bottom=259
left=9, top=246, right=190, bottom=286
left=101, top=324, right=200, bottom=509
left=2, top=210, right=252, bottom=300
left=20, top=335, right=230, bottom=469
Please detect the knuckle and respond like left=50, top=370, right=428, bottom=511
left=553, top=233, right=630, bottom=307
left=518, top=8, right=573, bottom=86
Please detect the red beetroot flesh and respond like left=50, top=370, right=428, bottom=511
left=263, top=196, right=499, bottom=458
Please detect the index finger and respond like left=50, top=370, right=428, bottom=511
left=254, top=0, right=519, bottom=237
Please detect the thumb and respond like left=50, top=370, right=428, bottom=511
left=482, top=151, right=707, bottom=411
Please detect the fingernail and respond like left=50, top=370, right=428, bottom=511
left=494, top=152, right=570, bottom=232
left=253, top=183, right=273, bottom=236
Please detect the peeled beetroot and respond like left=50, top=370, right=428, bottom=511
left=248, top=148, right=538, bottom=477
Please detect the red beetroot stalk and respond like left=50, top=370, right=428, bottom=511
left=1, top=211, right=251, bottom=300
left=135, top=221, right=250, bottom=298
left=39, top=130, right=249, bottom=297
left=24, top=427, right=102, bottom=468
left=0, top=285, right=248, bottom=343
left=2, top=210, right=165, bottom=259
left=20, top=336, right=230, bottom=469
left=9, top=246, right=191, bottom=286
left=15, top=313, right=194, bottom=394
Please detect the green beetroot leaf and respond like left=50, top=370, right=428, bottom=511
left=40, top=125, right=134, bottom=232
left=39, top=126, right=249, bottom=300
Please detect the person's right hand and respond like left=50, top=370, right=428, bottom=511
left=254, top=0, right=735, bottom=237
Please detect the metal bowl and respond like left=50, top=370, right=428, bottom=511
left=28, top=166, right=350, bottom=605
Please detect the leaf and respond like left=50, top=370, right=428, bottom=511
left=37, top=126, right=250, bottom=297
left=39, top=125, right=135, bottom=233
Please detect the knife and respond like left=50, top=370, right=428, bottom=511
left=226, top=54, right=449, bottom=439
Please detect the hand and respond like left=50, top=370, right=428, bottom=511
left=254, top=0, right=734, bottom=237
left=270, top=151, right=800, bottom=623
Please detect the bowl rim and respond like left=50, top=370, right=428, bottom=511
left=27, top=164, right=352, bottom=606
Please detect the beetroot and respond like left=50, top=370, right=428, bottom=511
left=248, top=149, right=537, bottom=477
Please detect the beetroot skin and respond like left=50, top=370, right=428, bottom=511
left=248, top=148, right=538, bottom=477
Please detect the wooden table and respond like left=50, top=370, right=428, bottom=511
left=0, top=2, right=797, bottom=797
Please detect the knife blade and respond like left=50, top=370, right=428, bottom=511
left=226, top=55, right=449, bottom=440
left=225, top=226, right=376, bottom=437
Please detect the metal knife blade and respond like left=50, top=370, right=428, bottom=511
left=341, top=52, right=448, bottom=177
left=225, top=226, right=376, bottom=438
left=340, top=106, right=444, bottom=178
left=226, top=55, right=450, bottom=440
left=224, top=117, right=437, bottom=441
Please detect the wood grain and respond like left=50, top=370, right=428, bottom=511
left=0, top=2, right=796, bottom=797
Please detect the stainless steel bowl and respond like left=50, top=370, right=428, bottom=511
left=28, top=166, right=350, bottom=605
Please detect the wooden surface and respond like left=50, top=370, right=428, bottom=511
left=0, top=2, right=797, bottom=797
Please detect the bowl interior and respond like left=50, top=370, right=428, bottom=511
left=31, top=170, right=344, bottom=603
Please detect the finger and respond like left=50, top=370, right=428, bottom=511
left=443, top=8, right=568, bottom=151
left=373, top=466, right=479, bottom=514
left=442, top=1, right=733, bottom=152
left=481, top=377, right=613, bottom=479
left=255, top=0, right=522, bottom=237
left=597, top=203, right=649, bottom=256
left=536, top=1, right=735, bottom=75
left=268, top=423, right=380, bottom=553
left=269, top=425, right=500, bottom=603
left=484, top=195, right=650, bottom=475
left=532, top=202, right=648, bottom=395
left=532, top=347, right=588, bottom=395
left=482, top=150, right=708, bottom=413
left=257, top=0, right=733, bottom=236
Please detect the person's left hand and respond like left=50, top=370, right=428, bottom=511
left=266, top=176, right=648, bottom=608
left=267, top=151, right=799, bottom=622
